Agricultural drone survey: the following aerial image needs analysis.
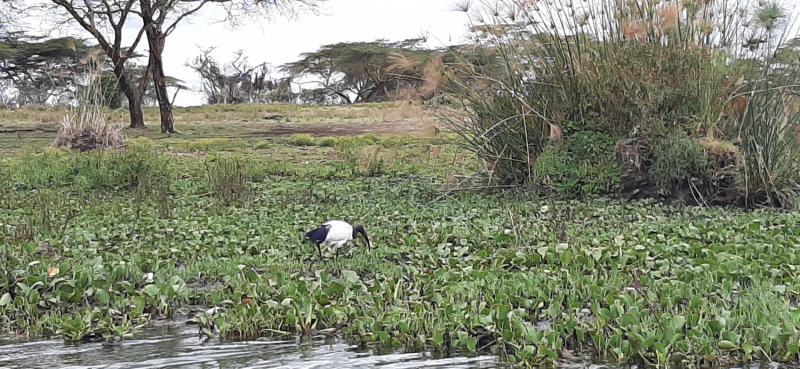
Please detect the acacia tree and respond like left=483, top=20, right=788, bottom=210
left=281, top=39, right=432, bottom=104
left=137, top=0, right=323, bottom=133
left=187, top=47, right=280, bottom=105
left=42, top=0, right=151, bottom=129
left=0, top=33, right=94, bottom=106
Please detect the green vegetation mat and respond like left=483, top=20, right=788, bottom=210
left=1, top=143, right=799, bottom=367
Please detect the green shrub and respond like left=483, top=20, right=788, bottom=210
left=9, top=148, right=72, bottom=189
left=8, top=146, right=170, bottom=191
left=532, top=126, right=621, bottom=197
left=736, top=87, right=800, bottom=208
left=128, top=137, right=154, bottom=151
left=317, top=137, right=337, bottom=147
left=442, top=0, right=790, bottom=188
left=649, top=135, right=711, bottom=195
left=204, top=155, right=254, bottom=206
left=253, top=141, right=271, bottom=150
left=287, top=134, right=315, bottom=146
left=185, top=138, right=246, bottom=152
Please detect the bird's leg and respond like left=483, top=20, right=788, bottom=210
left=335, top=246, right=340, bottom=260
left=316, top=242, right=324, bottom=261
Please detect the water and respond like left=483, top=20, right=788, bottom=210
left=0, top=326, right=505, bottom=369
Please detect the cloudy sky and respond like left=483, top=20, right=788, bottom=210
left=23, top=0, right=800, bottom=107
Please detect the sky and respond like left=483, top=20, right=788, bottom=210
left=19, top=0, right=800, bottom=107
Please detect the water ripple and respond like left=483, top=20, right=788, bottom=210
left=0, top=326, right=504, bottom=369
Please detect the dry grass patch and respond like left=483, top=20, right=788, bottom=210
left=53, top=108, right=125, bottom=152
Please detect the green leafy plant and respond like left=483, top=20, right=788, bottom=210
left=649, top=135, right=711, bottom=195
left=204, top=155, right=254, bottom=206
left=287, top=134, right=316, bottom=146
left=440, top=0, right=798, bottom=195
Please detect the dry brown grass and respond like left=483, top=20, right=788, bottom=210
left=0, top=101, right=435, bottom=129
left=53, top=108, right=126, bottom=152
left=699, top=137, right=740, bottom=169
left=700, top=137, right=738, bottom=155
left=655, top=2, right=683, bottom=32
left=387, top=52, right=422, bottom=73
left=421, top=53, right=446, bottom=97
left=289, top=101, right=431, bottom=122
left=392, top=86, right=423, bottom=102
left=621, top=19, right=650, bottom=41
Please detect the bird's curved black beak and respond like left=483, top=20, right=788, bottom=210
left=355, top=225, right=373, bottom=252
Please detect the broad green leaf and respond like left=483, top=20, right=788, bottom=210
left=671, top=315, right=686, bottom=330
left=144, top=284, right=160, bottom=297
left=96, top=289, right=110, bottom=305
left=341, top=270, right=359, bottom=283
left=559, top=250, right=573, bottom=266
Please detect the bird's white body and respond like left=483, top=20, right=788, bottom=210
left=305, top=219, right=374, bottom=259
left=321, top=220, right=355, bottom=249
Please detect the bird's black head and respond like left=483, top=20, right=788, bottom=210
left=352, top=224, right=373, bottom=252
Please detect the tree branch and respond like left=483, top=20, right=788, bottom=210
left=51, top=0, right=113, bottom=57
left=163, top=0, right=208, bottom=36
left=100, top=0, right=118, bottom=29
left=123, top=24, right=148, bottom=61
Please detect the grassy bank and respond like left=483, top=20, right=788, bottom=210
left=1, top=132, right=799, bottom=367
left=0, top=101, right=439, bottom=151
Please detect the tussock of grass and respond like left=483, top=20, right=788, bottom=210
left=52, top=108, right=125, bottom=152
left=287, top=134, right=315, bottom=146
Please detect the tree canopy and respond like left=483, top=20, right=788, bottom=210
left=280, top=38, right=435, bottom=104
left=0, top=32, right=94, bottom=106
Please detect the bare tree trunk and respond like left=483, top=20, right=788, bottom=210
left=140, top=0, right=175, bottom=134
left=115, top=64, right=146, bottom=129
left=149, top=46, right=175, bottom=133
left=127, top=94, right=146, bottom=129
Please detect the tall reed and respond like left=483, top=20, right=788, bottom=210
left=438, top=0, right=799, bottom=202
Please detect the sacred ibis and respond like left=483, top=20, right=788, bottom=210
left=305, top=220, right=373, bottom=259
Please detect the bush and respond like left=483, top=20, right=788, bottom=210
left=317, top=137, right=337, bottom=147
left=532, top=126, right=621, bottom=197
left=204, top=155, right=254, bottom=206
left=9, top=147, right=169, bottom=191
left=441, top=0, right=796, bottom=194
left=434, top=0, right=800, bottom=209
left=287, top=134, right=315, bottom=146
left=649, top=135, right=711, bottom=195
left=736, top=87, right=800, bottom=208
left=185, top=138, right=245, bottom=152
left=128, top=137, right=154, bottom=151
left=253, top=141, right=271, bottom=150
left=53, top=107, right=125, bottom=152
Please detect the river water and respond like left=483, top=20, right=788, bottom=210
left=0, top=326, right=507, bottom=369
left=3, top=326, right=790, bottom=369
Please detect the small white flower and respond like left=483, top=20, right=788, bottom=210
left=540, top=205, right=550, bottom=213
